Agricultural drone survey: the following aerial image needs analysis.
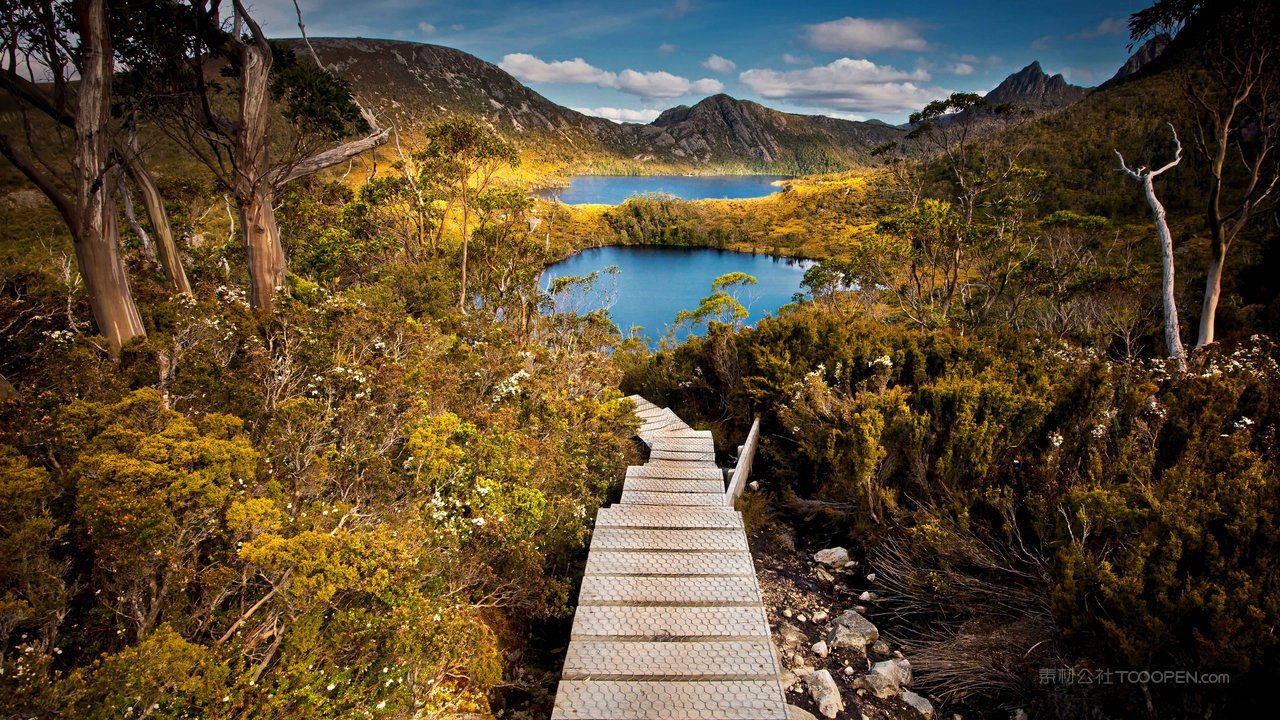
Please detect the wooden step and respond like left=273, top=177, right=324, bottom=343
left=585, top=550, right=755, bottom=577
left=551, top=680, right=788, bottom=720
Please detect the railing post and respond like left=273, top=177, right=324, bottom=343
left=725, top=417, right=761, bottom=506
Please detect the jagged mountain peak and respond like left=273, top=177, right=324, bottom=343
left=986, top=61, right=1089, bottom=110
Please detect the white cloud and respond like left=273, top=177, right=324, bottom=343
left=1072, top=17, right=1127, bottom=40
left=499, top=54, right=615, bottom=85
left=658, top=42, right=676, bottom=54
left=616, top=69, right=723, bottom=97
left=1031, top=35, right=1054, bottom=50
left=781, top=53, right=811, bottom=66
left=739, top=57, right=944, bottom=114
left=449, top=23, right=465, bottom=32
left=950, top=62, right=975, bottom=76
left=500, top=53, right=723, bottom=98
left=573, top=106, right=664, bottom=123
left=953, top=53, right=1002, bottom=67
left=702, top=54, right=736, bottom=73
left=805, top=17, right=929, bottom=53
left=418, top=22, right=436, bottom=35
left=666, top=0, right=690, bottom=19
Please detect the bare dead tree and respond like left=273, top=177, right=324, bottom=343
left=1117, top=124, right=1187, bottom=372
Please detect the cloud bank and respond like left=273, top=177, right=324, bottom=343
left=739, top=57, right=945, bottom=114
left=500, top=53, right=723, bottom=98
left=573, top=106, right=663, bottom=123
left=805, top=17, right=929, bottom=53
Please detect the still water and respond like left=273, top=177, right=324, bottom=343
left=538, top=175, right=788, bottom=205
left=543, top=246, right=812, bottom=346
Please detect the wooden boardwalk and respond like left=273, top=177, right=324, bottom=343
left=551, top=396, right=787, bottom=720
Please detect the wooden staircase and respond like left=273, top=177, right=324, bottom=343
left=550, top=396, right=786, bottom=720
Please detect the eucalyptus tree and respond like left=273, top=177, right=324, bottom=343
left=418, top=118, right=520, bottom=312
left=1117, top=125, right=1187, bottom=371
left=0, top=0, right=145, bottom=350
left=1131, top=0, right=1279, bottom=347
left=145, top=0, right=389, bottom=313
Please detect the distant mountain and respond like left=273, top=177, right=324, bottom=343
left=1105, top=34, right=1172, bottom=85
left=289, top=37, right=908, bottom=175
left=986, top=61, right=1090, bottom=111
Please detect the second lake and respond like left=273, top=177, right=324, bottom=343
left=538, top=175, right=788, bottom=205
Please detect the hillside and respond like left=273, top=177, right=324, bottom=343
left=293, top=37, right=908, bottom=175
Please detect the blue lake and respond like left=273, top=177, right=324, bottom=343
left=542, top=246, right=812, bottom=346
left=538, top=175, right=788, bottom=205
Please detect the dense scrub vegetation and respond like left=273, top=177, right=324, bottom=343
left=0, top=206, right=638, bottom=717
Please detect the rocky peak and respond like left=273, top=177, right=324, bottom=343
left=986, top=61, right=1089, bottom=110
left=1109, top=33, right=1171, bottom=84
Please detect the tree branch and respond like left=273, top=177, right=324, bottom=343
left=268, top=126, right=391, bottom=188
left=0, top=132, right=76, bottom=231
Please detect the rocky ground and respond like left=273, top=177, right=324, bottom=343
left=749, top=521, right=942, bottom=720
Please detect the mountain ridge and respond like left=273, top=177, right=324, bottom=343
left=290, top=37, right=909, bottom=175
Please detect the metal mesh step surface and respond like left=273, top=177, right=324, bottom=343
left=569, top=605, right=771, bottom=639
left=552, top=680, right=789, bottom=720
left=585, top=550, right=755, bottom=577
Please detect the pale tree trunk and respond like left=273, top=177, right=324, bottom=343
left=233, top=28, right=288, bottom=313
left=120, top=124, right=192, bottom=295
left=1197, top=249, right=1224, bottom=346
left=116, top=167, right=156, bottom=262
left=1117, top=124, right=1186, bottom=372
left=74, top=0, right=144, bottom=350
left=459, top=203, right=470, bottom=311
left=238, top=184, right=287, bottom=310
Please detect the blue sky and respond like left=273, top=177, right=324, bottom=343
left=257, top=0, right=1149, bottom=124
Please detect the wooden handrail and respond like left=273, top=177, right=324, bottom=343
left=725, top=417, right=761, bottom=506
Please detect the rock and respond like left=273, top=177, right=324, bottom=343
left=843, top=560, right=858, bottom=569
left=843, top=665, right=855, bottom=676
left=811, top=641, right=829, bottom=658
left=866, top=573, right=876, bottom=582
left=777, top=622, right=807, bottom=649
left=780, top=670, right=801, bottom=691
left=858, top=590, right=876, bottom=602
left=871, top=640, right=891, bottom=657
left=814, top=567, right=835, bottom=584
left=804, top=669, right=844, bottom=718
left=783, top=608, right=793, bottom=618
left=787, top=705, right=819, bottom=720
left=901, top=690, right=934, bottom=719
left=797, top=614, right=807, bottom=623
left=812, top=610, right=829, bottom=623
left=827, top=610, right=879, bottom=651
left=749, top=480, right=760, bottom=491
left=813, top=547, right=850, bottom=567
left=1013, top=711, right=1027, bottom=720
left=852, top=658, right=912, bottom=699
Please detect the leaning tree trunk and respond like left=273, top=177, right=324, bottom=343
left=234, top=39, right=288, bottom=313
left=74, top=0, right=145, bottom=350
left=121, top=128, right=192, bottom=295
